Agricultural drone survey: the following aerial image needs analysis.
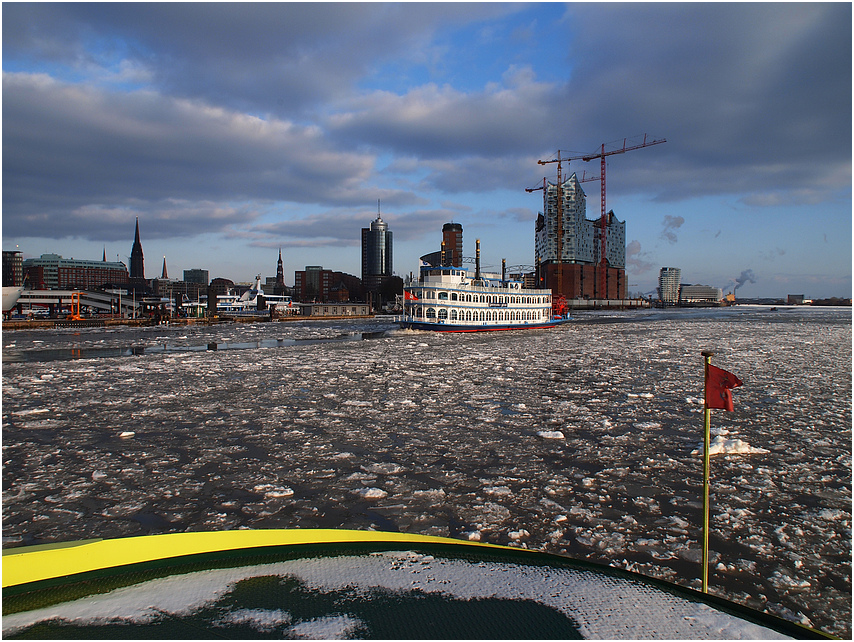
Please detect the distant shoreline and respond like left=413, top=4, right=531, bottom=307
left=1, top=315, right=375, bottom=331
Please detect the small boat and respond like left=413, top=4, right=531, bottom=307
left=1, top=529, right=829, bottom=639
left=399, top=263, right=568, bottom=333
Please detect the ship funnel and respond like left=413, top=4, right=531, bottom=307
left=475, top=239, right=481, bottom=281
left=502, top=259, right=506, bottom=283
left=441, top=240, right=446, bottom=267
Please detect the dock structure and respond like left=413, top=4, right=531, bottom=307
left=565, top=298, right=651, bottom=310
left=11, top=289, right=142, bottom=318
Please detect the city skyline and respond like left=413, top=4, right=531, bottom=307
left=3, top=3, right=851, bottom=299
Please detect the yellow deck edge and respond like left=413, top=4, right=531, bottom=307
left=2, top=529, right=512, bottom=588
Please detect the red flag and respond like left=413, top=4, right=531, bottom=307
left=706, top=364, right=743, bottom=411
left=404, top=290, right=419, bottom=301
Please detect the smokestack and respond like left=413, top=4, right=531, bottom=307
left=475, top=239, right=481, bottom=281
left=441, top=240, right=446, bottom=267
left=502, top=259, right=506, bottom=283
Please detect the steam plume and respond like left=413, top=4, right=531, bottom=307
left=733, top=269, right=756, bottom=293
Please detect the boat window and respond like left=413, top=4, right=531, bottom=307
left=438, top=308, right=448, bottom=320
left=451, top=293, right=458, bottom=301
left=426, top=308, right=436, bottom=318
left=450, top=309, right=458, bottom=320
left=466, top=294, right=471, bottom=302
left=438, top=292, right=449, bottom=300
left=465, top=310, right=471, bottom=321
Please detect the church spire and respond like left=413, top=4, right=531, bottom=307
left=130, top=217, right=145, bottom=282
left=161, top=256, right=168, bottom=279
left=275, top=248, right=285, bottom=293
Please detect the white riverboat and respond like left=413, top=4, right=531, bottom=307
left=399, top=265, right=567, bottom=332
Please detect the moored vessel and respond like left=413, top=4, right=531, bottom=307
left=216, top=275, right=294, bottom=316
left=2, top=286, right=24, bottom=314
left=399, top=264, right=566, bottom=332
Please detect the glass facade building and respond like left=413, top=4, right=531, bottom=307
left=361, top=215, right=393, bottom=293
left=658, top=267, right=681, bottom=305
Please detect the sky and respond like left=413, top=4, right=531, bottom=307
left=2, top=2, right=851, bottom=299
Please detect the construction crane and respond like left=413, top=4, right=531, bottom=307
left=526, top=160, right=598, bottom=313
left=527, top=152, right=567, bottom=316
left=581, top=134, right=666, bottom=298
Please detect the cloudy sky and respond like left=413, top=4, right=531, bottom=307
left=3, top=3, right=851, bottom=298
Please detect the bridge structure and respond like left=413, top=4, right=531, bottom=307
left=13, top=289, right=145, bottom=317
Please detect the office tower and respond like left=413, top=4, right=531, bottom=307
left=658, top=267, right=681, bottom=305
left=361, top=213, right=393, bottom=293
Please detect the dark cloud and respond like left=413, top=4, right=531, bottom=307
left=562, top=3, right=851, bottom=203
left=2, top=3, right=514, bottom=117
left=327, top=66, right=559, bottom=158
left=242, top=206, right=458, bottom=250
left=2, top=72, right=397, bottom=240
left=2, top=2, right=850, bottom=253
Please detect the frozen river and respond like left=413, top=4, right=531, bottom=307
left=2, top=306, right=851, bottom=637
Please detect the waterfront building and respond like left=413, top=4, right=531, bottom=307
left=658, top=267, right=681, bottom=305
left=152, top=277, right=205, bottom=302
left=183, top=269, right=209, bottom=285
left=361, top=213, right=393, bottom=297
left=294, top=266, right=364, bottom=303
left=533, top=173, right=626, bottom=300
left=22, top=254, right=129, bottom=290
left=129, top=218, right=145, bottom=285
left=680, top=284, right=723, bottom=304
left=3, top=250, right=23, bottom=287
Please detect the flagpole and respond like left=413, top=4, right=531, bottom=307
left=701, top=350, right=713, bottom=593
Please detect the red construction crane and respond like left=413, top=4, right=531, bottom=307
left=527, top=152, right=566, bottom=315
left=581, top=134, right=666, bottom=298
left=526, top=162, right=600, bottom=315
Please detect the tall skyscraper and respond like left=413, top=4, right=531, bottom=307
left=130, top=218, right=145, bottom=284
left=658, top=267, right=681, bottom=305
left=361, top=211, right=393, bottom=294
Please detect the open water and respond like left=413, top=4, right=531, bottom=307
left=2, top=306, right=851, bottom=637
